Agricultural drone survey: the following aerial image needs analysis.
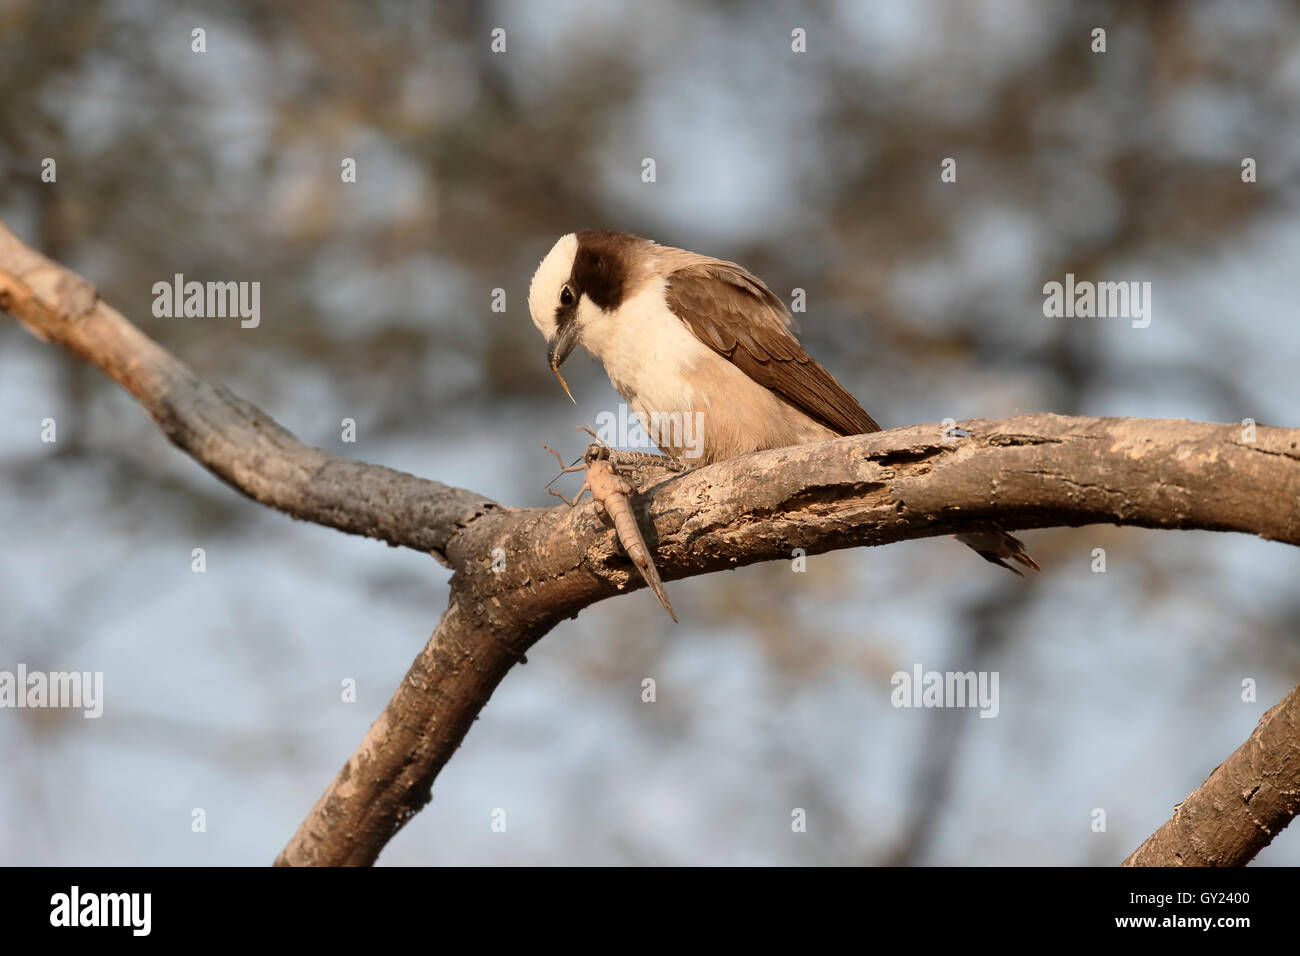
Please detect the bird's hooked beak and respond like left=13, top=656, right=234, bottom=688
left=547, top=319, right=581, bottom=404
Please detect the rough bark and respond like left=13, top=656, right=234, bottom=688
left=1124, top=683, right=1300, bottom=866
left=4, top=218, right=1299, bottom=867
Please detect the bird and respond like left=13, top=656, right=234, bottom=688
left=527, top=229, right=1039, bottom=575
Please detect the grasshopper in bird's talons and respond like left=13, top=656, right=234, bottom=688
left=545, top=439, right=678, bottom=623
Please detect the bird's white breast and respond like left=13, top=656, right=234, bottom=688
left=579, top=281, right=704, bottom=420
left=578, top=282, right=835, bottom=463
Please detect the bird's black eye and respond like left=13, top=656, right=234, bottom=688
left=560, top=284, right=575, bottom=307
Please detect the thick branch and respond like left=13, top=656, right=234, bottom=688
left=273, top=600, right=524, bottom=866
left=1123, top=682, right=1300, bottom=866
left=270, top=413, right=1300, bottom=865
left=5, top=218, right=1300, bottom=867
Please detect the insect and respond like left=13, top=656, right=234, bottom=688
left=546, top=439, right=678, bottom=623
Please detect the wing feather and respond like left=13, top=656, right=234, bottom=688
left=663, top=259, right=880, bottom=436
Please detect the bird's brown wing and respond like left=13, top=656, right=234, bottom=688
left=663, top=255, right=1038, bottom=575
left=663, top=258, right=880, bottom=435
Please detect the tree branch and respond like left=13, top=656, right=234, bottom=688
left=1123, top=682, right=1300, bottom=866
left=5, top=218, right=1299, bottom=866
left=0, top=221, right=498, bottom=564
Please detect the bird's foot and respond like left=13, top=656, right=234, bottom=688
left=594, top=448, right=688, bottom=491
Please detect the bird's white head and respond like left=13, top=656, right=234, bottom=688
left=527, top=232, right=579, bottom=345
left=527, top=232, right=582, bottom=402
left=528, top=230, right=642, bottom=402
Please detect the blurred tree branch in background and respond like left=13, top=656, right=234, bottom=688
left=4, top=218, right=1298, bottom=866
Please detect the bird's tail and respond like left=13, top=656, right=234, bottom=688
left=953, top=530, right=1041, bottom=577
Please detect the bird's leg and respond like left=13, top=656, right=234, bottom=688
left=572, top=426, right=689, bottom=485
left=606, top=448, right=689, bottom=472
left=575, top=445, right=687, bottom=495
left=621, top=452, right=688, bottom=494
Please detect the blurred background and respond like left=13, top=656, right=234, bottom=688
left=2, top=0, right=1299, bottom=865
